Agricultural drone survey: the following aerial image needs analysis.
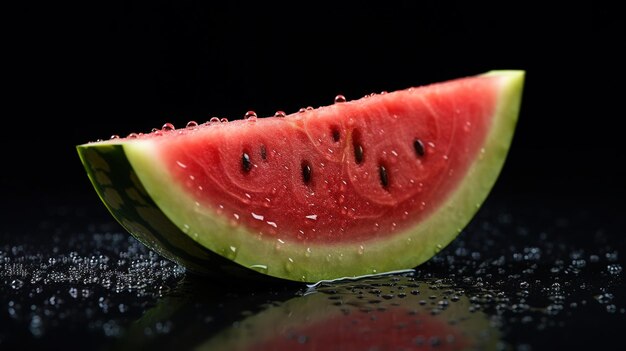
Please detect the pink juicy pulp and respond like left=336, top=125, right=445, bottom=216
left=156, top=76, right=498, bottom=243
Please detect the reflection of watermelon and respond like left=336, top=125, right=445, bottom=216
left=196, top=274, right=499, bottom=351
left=77, top=71, right=524, bottom=282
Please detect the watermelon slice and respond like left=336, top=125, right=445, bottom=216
left=77, top=70, right=524, bottom=282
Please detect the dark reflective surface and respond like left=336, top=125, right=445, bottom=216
left=1, top=197, right=624, bottom=350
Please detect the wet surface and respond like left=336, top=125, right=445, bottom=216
left=1, top=198, right=624, bottom=350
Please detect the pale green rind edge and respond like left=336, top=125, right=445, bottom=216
left=123, top=70, right=524, bottom=282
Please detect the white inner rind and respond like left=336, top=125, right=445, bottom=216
left=124, top=71, right=524, bottom=282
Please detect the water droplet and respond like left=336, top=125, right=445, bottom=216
left=298, top=108, right=306, bottom=113
left=225, top=246, right=238, bottom=260
left=209, top=117, right=220, bottom=123
left=434, top=244, right=443, bottom=253
left=306, top=106, right=313, bottom=110
left=358, top=245, right=365, bottom=255
left=607, top=264, right=622, bottom=275
left=11, top=279, right=24, bottom=290
left=285, top=258, right=294, bottom=272
left=249, top=264, right=268, bottom=274
left=186, top=121, right=198, bottom=128
left=220, top=118, right=228, bottom=123
left=251, top=212, right=264, bottom=221
left=334, top=94, right=346, bottom=103
left=520, top=281, right=530, bottom=289
left=127, top=133, right=138, bottom=138
left=305, top=247, right=312, bottom=257
left=110, top=135, right=120, bottom=139
left=69, top=287, right=78, bottom=298
left=162, top=123, right=175, bottom=131
left=267, top=221, right=278, bottom=228
left=305, top=214, right=318, bottom=220
left=274, top=111, right=286, bottom=118
left=244, top=111, right=257, bottom=121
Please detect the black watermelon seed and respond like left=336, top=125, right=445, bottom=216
left=260, top=145, right=267, bottom=160
left=379, top=164, right=389, bottom=189
left=331, top=126, right=340, bottom=142
left=354, top=144, right=364, bottom=164
left=242, top=152, right=252, bottom=172
left=352, top=129, right=364, bottom=164
left=301, top=161, right=312, bottom=184
left=413, top=139, right=425, bottom=157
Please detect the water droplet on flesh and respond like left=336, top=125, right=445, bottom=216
left=334, top=95, right=346, bottom=103
left=244, top=111, right=257, bottom=121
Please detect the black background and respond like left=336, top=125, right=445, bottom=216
left=3, top=2, right=624, bottom=227
left=1, top=2, right=626, bottom=350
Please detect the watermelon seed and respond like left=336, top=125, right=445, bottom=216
left=162, top=123, right=175, bottom=131
left=334, top=94, right=346, bottom=103
left=301, top=161, right=312, bottom=184
left=413, top=139, right=425, bottom=157
left=274, top=111, right=286, bottom=118
left=244, top=111, right=257, bottom=121
left=186, top=121, right=198, bottom=128
left=241, top=152, right=252, bottom=172
left=354, top=143, right=364, bottom=164
left=331, top=126, right=341, bottom=142
left=379, top=163, right=389, bottom=189
left=260, top=145, right=267, bottom=160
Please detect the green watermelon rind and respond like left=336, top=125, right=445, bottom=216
left=77, top=144, right=255, bottom=277
left=78, top=70, right=524, bottom=282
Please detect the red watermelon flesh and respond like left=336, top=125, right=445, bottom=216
left=161, top=76, right=495, bottom=243
left=77, top=70, right=524, bottom=282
